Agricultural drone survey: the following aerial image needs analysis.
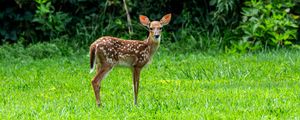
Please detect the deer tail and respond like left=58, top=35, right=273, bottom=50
left=90, top=44, right=96, bottom=73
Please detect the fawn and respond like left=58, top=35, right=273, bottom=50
left=89, top=13, right=171, bottom=106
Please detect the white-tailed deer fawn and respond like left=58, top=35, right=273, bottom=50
left=89, top=13, right=171, bottom=106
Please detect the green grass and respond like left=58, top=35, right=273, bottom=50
left=1, top=50, right=300, bottom=119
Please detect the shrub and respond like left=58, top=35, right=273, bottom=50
left=32, top=0, right=72, bottom=40
left=0, top=43, right=28, bottom=60
left=26, top=42, right=62, bottom=59
left=231, top=0, right=298, bottom=53
left=0, top=42, right=65, bottom=60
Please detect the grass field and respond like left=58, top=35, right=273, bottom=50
left=1, top=50, right=300, bottom=119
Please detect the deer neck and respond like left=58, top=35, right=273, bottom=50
left=145, top=36, right=160, bottom=56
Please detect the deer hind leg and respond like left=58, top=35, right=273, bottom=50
left=91, top=63, right=113, bottom=107
left=132, top=67, right=142, bottom=105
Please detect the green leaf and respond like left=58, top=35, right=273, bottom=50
left=284, top=41, right=292, bottom=45
left=209, top=0, right=216, bottom=6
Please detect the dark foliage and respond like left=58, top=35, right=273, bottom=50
left=0, top=0, right=299, bottom=52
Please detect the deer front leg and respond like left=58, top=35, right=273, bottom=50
left=92, top=64, right=112, bottom=107
left=133, top=67, right=142, bottom=105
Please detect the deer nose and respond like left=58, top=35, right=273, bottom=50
left=154, top=35, right=160, bottom=39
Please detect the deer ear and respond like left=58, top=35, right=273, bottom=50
left=160, top=13, right=171, bottom=26
left=139, top=15, right=150, bottom=27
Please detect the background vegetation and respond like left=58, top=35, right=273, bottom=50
left=0, top=0, right=299, bottom=55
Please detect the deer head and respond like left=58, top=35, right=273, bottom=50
left=139, top=14, right=172, bottom=42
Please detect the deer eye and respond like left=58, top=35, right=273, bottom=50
left=149, top=28, right=153, bottom=30
left=159, top=28, right=162, bottom=30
